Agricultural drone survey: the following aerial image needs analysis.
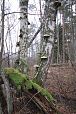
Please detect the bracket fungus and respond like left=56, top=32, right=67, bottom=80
left=54, top=1, right=61, bottom=9
left=16, top=41, right=20, bottom=47
left=44, top=34, right=50, bottom=42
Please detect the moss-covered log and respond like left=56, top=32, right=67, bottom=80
left=4, top=68, right=62, bottom=114
left=4, top=68, right=54, bottom=102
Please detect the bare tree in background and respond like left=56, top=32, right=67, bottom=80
left=0, top=0, right=5, bottom=72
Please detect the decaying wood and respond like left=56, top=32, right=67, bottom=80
left=23, top=91, right=54, bottom=114
left=0, top=78, right=4, bottom=85
left=1, top=72, right=13, bottom=114
left=0, top=102, right=3, bottom=114
left=3, top=68, right=61, bottom=114
left=15, top=90, right=58, bottom=114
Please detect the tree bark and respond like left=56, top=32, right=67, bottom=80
left=0, top=0, right=5, bottom=73
left=1, top=72, right=13, bottom=114
left=0, top=102, right=3, bottom=114
left=19, top=0, right=29, bottom=73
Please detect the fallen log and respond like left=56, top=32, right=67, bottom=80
left=0, top=72, right=13, bottom=114
left=24, top=91, right=53, bottom=114
left=4, top=67, right=62, bottom=114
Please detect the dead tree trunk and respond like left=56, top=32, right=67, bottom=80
left=1, top=72, right=13, bottom=114
left=0, top=102, right=3, bottom=114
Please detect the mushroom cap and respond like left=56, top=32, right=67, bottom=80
left=44, top=34, right=50, bottom=39
left=54, top=1, right=61, bottom=8
left=34, top=64, right=39, bottom=68
left=16, top=41, right=20, bottom=47
left=28, top=21, right=30, bottom=25
left=41, top=56, right=47, bottom=60
left=19, top=34, right=23, bottom=38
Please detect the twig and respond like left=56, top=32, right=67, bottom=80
left=18, top=91, right=40, bottom=114
left=27, top=24, right=42, bottom=48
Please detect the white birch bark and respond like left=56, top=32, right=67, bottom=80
left=35, top=0, right=55, bottom=85
left=19, top=0, right=28, bottom=57
left=19, top=0, right=29, bottom=72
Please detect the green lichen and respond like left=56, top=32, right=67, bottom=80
left=4, top=68, right=54, bottom=102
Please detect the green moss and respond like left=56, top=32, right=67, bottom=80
left=4, top=68, right=54, bottom=102
left=4, top=68, right=28, bottom=88
left=25, top=80, right=33, bottom=90
left=32, top=82, right=54, bottom=101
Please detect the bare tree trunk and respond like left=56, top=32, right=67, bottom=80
left=19, top=0, right=29, bottom=73
left=0, top=0, right=5, bottom=72
left=35, top=0, right=55, bottom=86
left=62, top=10, right=65, bottom=63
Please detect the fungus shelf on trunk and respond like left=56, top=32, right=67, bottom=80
left=16, top=41, right=20, bottom=47
left=41, top=56, right=48, bottom=61
left=15, top=59, right=20, bottom=64
left=44, top=34, right=50, bottom=43
left=34, top=64, right=39, bottom=71
left=54, top=1, right=61, bottom=9
left=28, top=21, right=30, bottom=25
left=19, top=33, right=23, bottom=38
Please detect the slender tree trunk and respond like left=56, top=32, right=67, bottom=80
left=35, top=0, right=55, bottom=85
left=19, top=0, right=29, bottom=73
left=0, top=0, right=5, bottom=73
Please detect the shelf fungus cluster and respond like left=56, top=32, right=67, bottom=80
left=16, top=41, right=20, bottom=47
left=43, top=34, right=50, bottom=43
left=54, top=1, right=61, bottom=9
left=41, top=56, right=48, bottom=61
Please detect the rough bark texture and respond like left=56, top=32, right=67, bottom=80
left=19, top=0, right=28, bottom=57
left=19, top=0, right=28, bottom=73
left=1, top=72, right=13, bottom=114
left=34, top=0, right=55, bottom=85
left=0, top=0, right=5, bottom=72
left=0, top=102, right=3, bottom=114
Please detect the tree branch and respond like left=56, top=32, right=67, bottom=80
left=27, top=24, right=42, bottom=48
left=5, top=12, right=43, bottom=16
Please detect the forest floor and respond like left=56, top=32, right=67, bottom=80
left=13, top=94, right=43, bottom=114
left=45, top=64, right=76, bottom=114
left=2, top=61, right=76, bottom=114
left=28, top=61, right=76, bottom=114
left=27, top=63, right=76, bottom=114
left=29, top=61, right=76, bottom=98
